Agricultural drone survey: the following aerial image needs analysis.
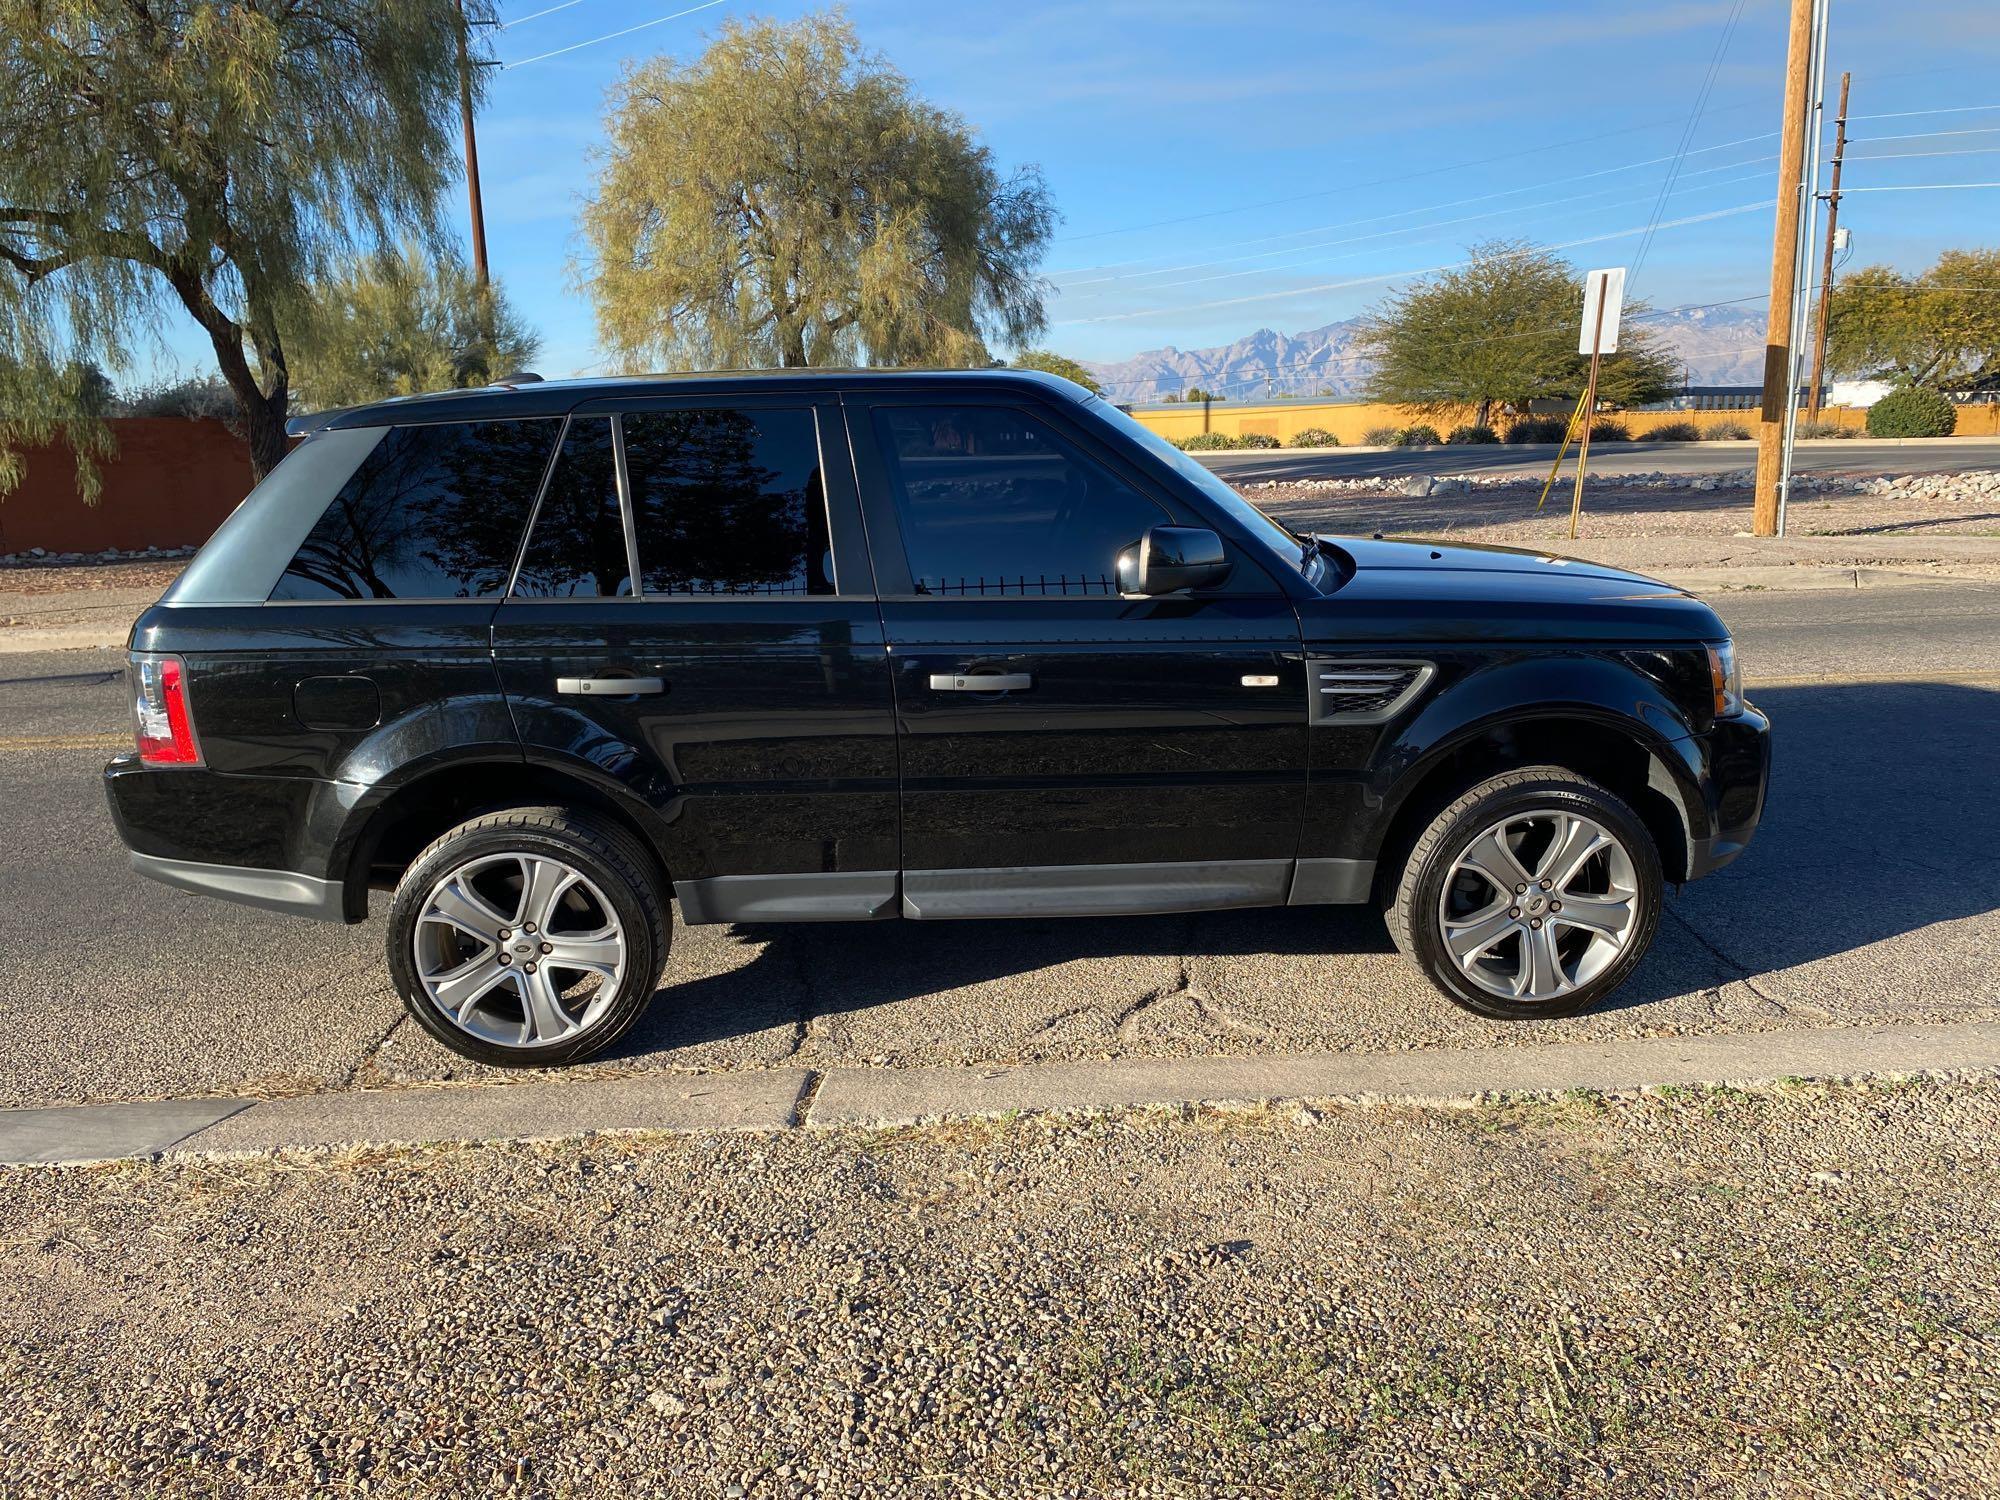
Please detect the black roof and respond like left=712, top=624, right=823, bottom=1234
left=293, top=367, right=1090, bottom=434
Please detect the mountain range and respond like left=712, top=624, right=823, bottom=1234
left=1081, top=304, right=1768, bottom=406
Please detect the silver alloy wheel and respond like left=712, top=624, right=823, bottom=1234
left=414, top=852, right=627, bottom=1049
left=1437, top=809, right=1641, bottom=1002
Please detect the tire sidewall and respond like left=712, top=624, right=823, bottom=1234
left=1406, top=778, right=1663, bottom=1020
left=387, top=822, right=662, bottom=1067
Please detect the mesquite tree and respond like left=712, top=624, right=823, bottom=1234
left=580, top=10, right=1056, bottom=372
left=0, top=0, right=486, bottom=493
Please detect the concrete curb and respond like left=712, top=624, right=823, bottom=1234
left=6, top=1021, right=1998, bottom=1165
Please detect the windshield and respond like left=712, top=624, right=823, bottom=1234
left=1084, top=396, right=1311, bottom=572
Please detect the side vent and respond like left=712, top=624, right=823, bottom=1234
left=1309, top=659, right=1435, bottom=724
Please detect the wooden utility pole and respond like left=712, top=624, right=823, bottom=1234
left=1752, top=0, right=1817, bottom=536
left=456, top=0, right=490, bottom=285
left=1806, top=71, right=1851, bottom=421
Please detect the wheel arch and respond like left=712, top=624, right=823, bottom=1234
left=333, top=756, right=673, bottom=920
left=1371, top=710, right=1701, bottom=898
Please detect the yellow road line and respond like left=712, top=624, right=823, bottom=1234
left=1752, top=668, right=2000, bottom=690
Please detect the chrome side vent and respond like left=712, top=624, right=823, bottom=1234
left=1310, top=659, right=1435, bottom=723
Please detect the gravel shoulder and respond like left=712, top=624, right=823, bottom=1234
left=2, top=1078, right=1995, bottom=1496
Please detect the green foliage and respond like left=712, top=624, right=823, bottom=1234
left=287, top=245, right=540, bottom=411
left=1236, top=432, right=1281, bottom=449
left=1394, top=424, right=1442, bottom=447
left=1794, top=418, right=1859, bottom=439
left=1360, top=424, right=1402, bottom=445
left=1647, top=420, right=1702, bottom=441
left=1587, top=419, right=1630, bottom=442
left=1176, top=432, right=1236, bottom=451
left=1357, top=241, right=1679, bottom=424
left=1706, top=419, right=1752, bottom=440
left=0, top=0, right=481, bottom=492
left=581, top=11, right=1055, bottom=371
left=1009, top=351, right=1101, bottom=395
left=1504, top=417, right=1571, bottom=443
left=1445, top=424, right=1499, bottom=444
left=1828, top=249, right=2000, bottom=391
left=1288, top=427, right=1339, bottom=447
left=1183, top=386, right=1224, bottom=403
left=1866, top=386, right=1958, bottom=438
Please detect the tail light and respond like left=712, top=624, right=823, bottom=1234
left=132, top=653, right=203, bottom=766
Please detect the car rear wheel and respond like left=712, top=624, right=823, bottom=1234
left=1387, top=767, right=1662, bottom=1020
left=386, top=807, right=669, bottom=1067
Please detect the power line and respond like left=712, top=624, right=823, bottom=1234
left=500, top=0, right=724, bottom=68
left=1631, top=0, right=1748, bottom=286
left=1840, top=181, right=2000, bottom=192
left=1058, top=202, right=1769, bottom=327
left=1847, top=148, right=2000, bottom=163
left=502, top=0, right=594, bottom=27
left=1845, top=102, right=2000, bottom=121
left=1845, top=125, right=2000, bottom=145
left=1061, top=167, right=1773, bottom=305
left=1053, top=134, right=1780, bottom=282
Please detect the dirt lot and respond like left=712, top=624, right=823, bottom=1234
left=3, top=1078, right=1995, bottom=1498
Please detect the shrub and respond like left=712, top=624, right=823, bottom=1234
left=1289, top=427, right=1339, bottom=448
left=1395, top=424, right=1442, bottom=447
left=1588, top=419, right=1630, bottom=442
left=1866, top=386, right=1957, bottom=438
left=1360, top=424, right=1403, bottom=446
left=1176, top=431, right=1236, bottom=451
left=1445, top=424, right=1500, bottom=445
left=113, top=374, right=239, bottom=421
left=1647, top=420, right=1702, bottom=442
left=1504, top=417, right=1570, bottom=444
left=1705, top=419, right=1752, bottom=440
left=1236, top=432, right=1281, bottom=449
left=1795, top=418, right=1859, bottom=439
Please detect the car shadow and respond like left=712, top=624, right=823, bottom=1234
left=601, top=680, right=2000, bottom=1060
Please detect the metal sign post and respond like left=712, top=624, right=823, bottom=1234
left=1568, top=268, right=1625, bottom=540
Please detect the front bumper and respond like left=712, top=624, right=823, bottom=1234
left=1684, top=702, right=1771, bottom=879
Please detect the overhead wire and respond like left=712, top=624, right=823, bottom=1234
left=500, top=0, right=725, bottom=68
left=1630, top=0, right=1748, bottom=286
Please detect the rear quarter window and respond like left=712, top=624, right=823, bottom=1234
left=269, top=419, right=561, bottom=600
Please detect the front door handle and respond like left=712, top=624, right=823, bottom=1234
left=929, top=672, right=1033, bottom=693
left=556, top=676, right=666, bottom=697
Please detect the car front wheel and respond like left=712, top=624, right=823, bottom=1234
left=386, top=807, right=669, bottom=1067
left=1388, top=767, right=1663, bottom=1020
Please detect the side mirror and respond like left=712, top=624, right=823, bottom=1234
left=1116, top=525, right=1231, bottom=596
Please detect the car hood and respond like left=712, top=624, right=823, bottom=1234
left=1300, top=534, right=1727, bottom=645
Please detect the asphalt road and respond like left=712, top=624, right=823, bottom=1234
left=2, top=582, right=1997, bottom=1108
left=1199, top=437, right=2000, bottom=485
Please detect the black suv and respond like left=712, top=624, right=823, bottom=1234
left=105, top=370, right=1769, bottom=1065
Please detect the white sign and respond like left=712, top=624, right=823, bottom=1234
left=1578, top=267, right=1626, bottom=355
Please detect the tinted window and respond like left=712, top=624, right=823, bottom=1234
left=270, top=420, right=558, bottom=600
left=623, top=407, right=831, bottom=597
left=513, top=419, right=630, bottom=597
left=871, top=406, right=1168, bottom=596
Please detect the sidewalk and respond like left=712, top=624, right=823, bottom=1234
left=8, top=1019, right=1998, bottom=1164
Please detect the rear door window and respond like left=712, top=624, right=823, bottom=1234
left=870, top=405, right=1168, bottom=596
left=622, top=407, right=832, bottom=597
left=269, top=419, right=559, bottom=600
left=512, top=419, right=631, bottom=598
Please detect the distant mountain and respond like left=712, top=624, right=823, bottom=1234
left=1083, top=304, right=1768, bottom=405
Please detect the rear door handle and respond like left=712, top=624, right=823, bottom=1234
left=556, top=676, right=666, bottom=696
left=929, top=672, right=1033, bottom=692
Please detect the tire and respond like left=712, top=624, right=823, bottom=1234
left=1387, top=766, right=1662, bottom=1021
left=386, top=806, right=669, bottom=1067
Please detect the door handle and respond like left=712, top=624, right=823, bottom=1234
left=929, top=672, right=1033, bottom=693
left=556, top=676, right=667, bottom=697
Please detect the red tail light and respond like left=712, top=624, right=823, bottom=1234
left=133, top=654, right=203, bottom=766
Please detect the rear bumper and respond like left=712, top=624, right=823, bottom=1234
left=1684, top=704, right=1771, bottom=879
left=127, top=851, right=346, bottom=921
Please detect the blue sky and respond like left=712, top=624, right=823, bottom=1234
left=152, top=0, right=2000, bottom=386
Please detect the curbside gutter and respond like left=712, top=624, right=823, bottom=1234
left=6, top=1021, right=1999, bottom=1166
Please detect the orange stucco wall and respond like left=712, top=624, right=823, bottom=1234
left=0, top=419, right=258, bottom=554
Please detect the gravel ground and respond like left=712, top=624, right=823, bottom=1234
left=1246, top=474, right=2000, bottom=546
left=0, top=559, right=186, bottom=633
left=3, top=1078, right=1996, bottom=1497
